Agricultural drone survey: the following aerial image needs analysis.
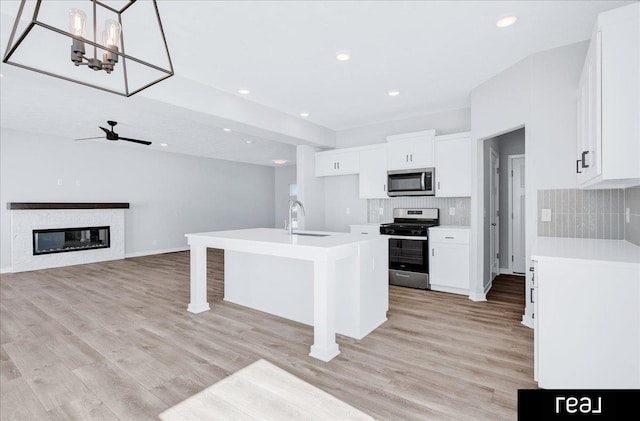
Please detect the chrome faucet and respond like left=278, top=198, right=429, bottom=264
left=288, top=200, right=305, bottom=235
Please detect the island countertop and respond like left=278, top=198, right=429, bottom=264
left=186, top=228, right=385, bottom=259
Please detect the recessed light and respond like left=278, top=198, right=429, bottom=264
left=388, top=90, right=400, bottom=97
left=300, top=112, right=310, bottom=117
left=245, top=140, right=253, bottom=144
left=496, top=15, right=517, bottom=28
left=335, top=51, right=351, bottom=61
left=223, top=128, right=231, bottom=132
left=238, top=88, right=250, bottom=95
left=272, top=159, right=288, bottom=165
left=160, top=143, right=168, bottom=147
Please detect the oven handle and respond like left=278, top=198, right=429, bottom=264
left=394, top=273, right=411, bottom=278
left=385, top=235, right=428, bottom=241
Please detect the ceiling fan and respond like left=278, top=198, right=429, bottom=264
left=75, top=121, right=152, bottom=145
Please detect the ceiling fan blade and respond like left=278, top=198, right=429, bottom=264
left=119, top=137, right=152, bottom=146
left=99, top=126, right=111, bottom=134
left=74, top=137, right=104, bottom=140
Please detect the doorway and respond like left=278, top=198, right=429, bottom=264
left=483, top=128, right=526, bottom=292
left=509, top=155, right=526, bottom=274
left=489, top=149, right=499, bottom=281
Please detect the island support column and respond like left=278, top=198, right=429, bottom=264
left=309, top=256, right=340, bottom=362
left=187, top=244, right=211, bottom=313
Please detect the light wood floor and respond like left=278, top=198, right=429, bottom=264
left=0, top=251, right=536, bottom=420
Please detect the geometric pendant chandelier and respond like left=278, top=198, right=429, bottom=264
left=2, top=0, right=174, bottom=97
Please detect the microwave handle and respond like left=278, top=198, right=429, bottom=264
left=421, top=172, right=426, bottom=191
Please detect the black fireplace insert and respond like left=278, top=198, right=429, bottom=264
left=33, top=226, right=110, bottom=255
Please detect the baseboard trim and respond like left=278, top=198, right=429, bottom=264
left=521, top=314, right=534, bottom=329
left=0, top=266, right=12, bottom=274
left=499, top=267, right=512, bottom=275
left=125, top=247, right=189, bottom=259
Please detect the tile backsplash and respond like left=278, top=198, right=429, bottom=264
left=537, top=188, right=626, bottom=240
left=368, top=197, right=471, bottom=225
left=625, top=185, right=640, bottom=246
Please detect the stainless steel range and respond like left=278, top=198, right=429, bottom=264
left=379, top=208, right=439, bottom=289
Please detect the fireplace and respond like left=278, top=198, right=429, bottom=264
left=33, top=226, right=110, bottom=255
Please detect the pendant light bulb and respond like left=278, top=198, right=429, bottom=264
left=103, top=19, right=121, bottom=48
left=68, top=8, right=86, bottom=37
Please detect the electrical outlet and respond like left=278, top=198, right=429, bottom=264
left=152, top=239, right=157, bottom=246
left=75, top=180, right=81, bottom=186
left=57, top=178, right=63, bottom=186
left=346, top=207, right=351, bottom=215
left=379, top=207, right=384, bottom=215
left=541, top=209, right=552, bottom=222
left=626, top=208, right=631, bottom=223
left=449, top=207, right=456, bottom=216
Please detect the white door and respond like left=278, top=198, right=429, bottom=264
left=489, top=149, right=499, bottom=281
left=511, top=156, right=526, bottom=274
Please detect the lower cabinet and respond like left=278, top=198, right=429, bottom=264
left=349, top=224, right=380, bottom=235
left=428, top=227, right=470, bottom=295
left=533, top=256, right=640, bottom=388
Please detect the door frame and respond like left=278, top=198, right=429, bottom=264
left=507, top=154, right=525, bottom=275
left=489, top=148, right=499, bottom=282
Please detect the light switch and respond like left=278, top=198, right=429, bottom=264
left=541, top=209, right=552, bottom=222
left=379, top=207, right=384, bottom=215
left=346, top=207, right=351, bottom=215
left=449, top=207, right=456, bottom=216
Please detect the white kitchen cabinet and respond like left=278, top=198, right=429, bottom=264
left=434, top=133, right=471, bottom=197
left=576, top=3, right=640, bottom=188
left=359, top=147, right=388, bottom=199
left=315, top=149, right=359, bottom=177
left=532, top=237, right=640, bottom=388
left=349, top=224, right=380, bottom=235
left=386, top=130, right=435, bottom=170
left=428, top=227, right=470, bottom=295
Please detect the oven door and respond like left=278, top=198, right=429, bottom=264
left=388, top=236, right=428, bottom=273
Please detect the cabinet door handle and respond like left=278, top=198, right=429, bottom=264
left=383, top=184, right=386, bottom=191
left=431, top=249, right=434, bottom=256
left=576, top=159, right=582, bottom=174
left=581, top=151, right=589, bottom=168
left=530, top=287, right=535, bottom=303
left=410, top=154, right=413, bottom=162
left=437, top=181, right=440, bottom=190
left=445, top=236, right=454, bottom=239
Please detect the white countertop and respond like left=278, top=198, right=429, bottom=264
left=185, top=228, right=386, bottom=261
left=532, top=237, right=640, bottom=266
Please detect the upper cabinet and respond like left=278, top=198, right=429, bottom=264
left=435, top=133, right=471, bottom=197
left=386, top=130, right=435, bottom=170
left=359, top=147, right=388, bottom=199
left=576, top=3, right=640, bottom=189
left=316, top=149, right=359, bottom=177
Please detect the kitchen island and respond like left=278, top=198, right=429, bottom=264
left=184, top=228, right=388, bottom=362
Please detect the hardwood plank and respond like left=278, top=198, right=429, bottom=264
left=0, top=254, right=536, bottom=420
left=0, top=377, right=52, bottom=421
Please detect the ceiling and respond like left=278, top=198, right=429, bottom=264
left=0, top=0, right=634, bottom=166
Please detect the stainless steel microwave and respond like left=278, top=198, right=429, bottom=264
left=387, top=168, right=435, bottom=196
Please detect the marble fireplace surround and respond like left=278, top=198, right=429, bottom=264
left=8, top=202, right=128, bottom=273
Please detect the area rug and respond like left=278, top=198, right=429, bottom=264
left=159, top=359, right=373, bottom=420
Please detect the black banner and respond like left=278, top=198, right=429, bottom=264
left=518, top=389, right=640, bottom=420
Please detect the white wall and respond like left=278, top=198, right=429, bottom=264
left=336, top=108, right=471, bottom=149
left=323, top=175, right=368, bottom=232
left=296, top=145, right=325, bottom=231
left=0, top=128, right=275, bottom=270
left=470, top=41, right=588, bottom=318
left=274, top=165, right=297, bottom=228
